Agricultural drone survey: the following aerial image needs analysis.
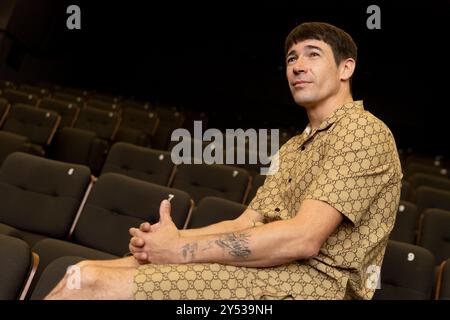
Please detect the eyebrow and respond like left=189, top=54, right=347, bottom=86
left=286, top=45, right=324, bottom=58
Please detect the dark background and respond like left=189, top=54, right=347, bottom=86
left=1, top=0, right=449, bottom=155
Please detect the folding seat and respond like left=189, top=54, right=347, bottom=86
left=171, top=164, right=251, bottom=204
left=121, top=99, right=152, bottom=111
left=418, top=209, right=450, bottom=266
left=19, top=84, right=50, bottom=98
left=389, top=201, right=419, bottom=244
left=435, top=258, right=450, bottom=299
left=51, top=108, right=121, bottom=174
left=416, top=186, right=450, bottom=215
left=245, top=174, right=266, bottom=204
left=0, top=131, right=30, bottom=165
left=410, top=173, right=450, bottom=194
left=75, top=107, right=121, bottom=141
left=406, top=154, right=444, bottom=168
left=90, top=93, right=120, bottom=104
left=53, top=92, right=85, bottom=106
left=372, top=240, right=435, bottom=300
left=31, top=256, right=84, bottom=300
left=187, top=196, right=246, bottom=229
left=114, top=108, right=159, bottom=146
left=101, top=142, right=174, bottom=186
left=400, top=180, right=411, bottom=201
left=1, top=89, right=38, bottom=106
left=0, top=234, right=39, bottom=300
left=30, top=173, right=193, bottom=296
left=405, top=162, right=448, bottom=179
left=86, top=98, right=121, bottom=112
left=152, top=107, right=185, bottom=150
left=0, top=152, right=91, bottom=246
left=0, top=103, right=60, bottom=156
left=62, top=88, right=90, bottom=99
left=38, top=98, right=80, bottom=128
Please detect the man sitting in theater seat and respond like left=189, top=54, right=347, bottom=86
left=45, top=22, right=402, bottom=300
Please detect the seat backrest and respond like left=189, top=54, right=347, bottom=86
left=401, top=180, right=411, bottom=201
left=0, top=234, right=34, bottom=300
left=418, top=209, right=450, bottom=265
left=0, top=97, right=10, bottom=127
left=0, top=132, right=29, bottom=166
left=87, top=99, right=120, bottom=112
left=72, top=173, right=192, bottom=256
left=246, top=174, right=267, bottom=204
left=405, top=162, right=449, bottom=179
left=101, top=143, right=174, bottom=186
left=2, top=103, right=60, bottom=145
left=436, top=259, right=450, bottom=299
left=19, top=84, right=49, bottom=98
left=0, top=152, right=91, bottom=239
left=373, top=240, right=435, bottom=300
left=389, top=201, right=419, bottom=244
left=121, top=99, right=152, bottom=111
left=171, top=164, right=250, bottom=204
left=121, top=108, right=159, bottom=135
left=416, top=186, right=450, bottom=215
left=39, top=98, right=80, bottom=128
left=411, top=173, right=450, bottom=193
left=75, top=107, right=120, bottom=140
left=187, top=196, right=246, bottom=228
left=53, top=92, right=84, bottom=105
left=1, top=89, right=38, bottom=106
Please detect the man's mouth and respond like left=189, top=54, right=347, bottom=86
left=292, top=80, right=312, bottom=87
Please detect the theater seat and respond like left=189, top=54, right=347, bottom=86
left=0, top=152, right=91, bottom=246
left=101, top=142, right=174, bottom=186
left=389, top=201, right=419, bottom=244
left=38, top=98, right=80, bottom=128
left=418, top=209, right=450, bottom=265
left=187, top=196, right=246, bottom=229
left=171, top=164, right=251, bottom=204
left=373, top=240, right=435, bottom=300
left=435, top=259, right=450, bottom=300
left=30, top=173, right=193, bottom=296
left=31, top=256, right=85, bottom=300
left=0, top=234, right=39, bottom=300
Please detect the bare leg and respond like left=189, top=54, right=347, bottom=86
left=82, top=256, right=141, bottom=268
left=45, top=261, right=138, bottom=300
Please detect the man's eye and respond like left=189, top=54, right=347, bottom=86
left=287, top=57, right=296, bottom=64
left=310, top=52, right=320, bottom=57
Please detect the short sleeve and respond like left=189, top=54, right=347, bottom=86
left=302, top=117, right=400, bottom=225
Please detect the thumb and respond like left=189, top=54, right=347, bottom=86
left=159, top=199, right=172, bottom=224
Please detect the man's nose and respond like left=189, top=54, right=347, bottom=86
left=293, top=59, right=306, bottom=74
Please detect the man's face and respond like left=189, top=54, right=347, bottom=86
left=286, top=39, right=342, bottom=108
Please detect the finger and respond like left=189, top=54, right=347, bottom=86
left=159, top=199, right=172, bottom=224
left=129, top=227, right=139, bottom=237
left=131, top=237, right=145, bottom=247
left=140, top=222, right=151, bottom=232
left=134, top=252, right=148, bottom=261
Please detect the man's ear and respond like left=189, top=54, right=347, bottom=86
left=339, top=58, right=356, bottom=81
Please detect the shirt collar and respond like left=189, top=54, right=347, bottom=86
left=302, top=100, right=364, bottom=140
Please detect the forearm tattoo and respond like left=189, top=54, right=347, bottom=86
left=181, top=243, right=198, bottom=260
left=215, top=233, right=251, bottom=259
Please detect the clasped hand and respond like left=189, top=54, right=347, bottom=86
left=128, top=200, right=181, bottom=264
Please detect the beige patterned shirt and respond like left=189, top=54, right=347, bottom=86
left=248, top=100, right=402, bottom=299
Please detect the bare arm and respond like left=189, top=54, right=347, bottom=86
left=134, top=199, right=344, bottom=268
left=179, top=208, right=265, bottom=237
left=177, top=199, right=343, bottom=267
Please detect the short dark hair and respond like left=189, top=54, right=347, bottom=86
left=285, top=22, right=357, bottom=66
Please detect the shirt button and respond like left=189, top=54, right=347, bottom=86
left=301, top=145, right=306, bottom=151
left=288, top=178, right=292, bottom=183
left=275, top=208, right=280, bottom=212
